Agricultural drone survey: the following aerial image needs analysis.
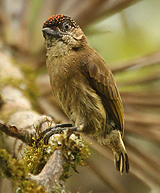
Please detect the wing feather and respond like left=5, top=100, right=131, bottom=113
left=82, top=48, right=124, bottom=135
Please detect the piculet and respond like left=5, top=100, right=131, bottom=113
left=42, top=14, right=129, bottom=174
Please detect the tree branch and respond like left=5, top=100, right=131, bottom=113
left=29, top=150, right=65, bottom=192
left=0, top=49, right=65, bottom=192
left=111, top=51, right=160, bottom=73
left=0, top=120, right=34, bottom=145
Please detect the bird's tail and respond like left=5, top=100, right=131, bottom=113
left=105, top=130, right=129, bottom=174
left=114, top=150, right=129, bottom=174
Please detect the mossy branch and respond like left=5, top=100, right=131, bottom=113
left=0, top=122, right=90, bottom=192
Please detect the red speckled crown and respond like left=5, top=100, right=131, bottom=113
left=43, top=14, right=78, bottom=28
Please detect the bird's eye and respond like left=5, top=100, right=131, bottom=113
left=62, top=22, right=71, bottom=31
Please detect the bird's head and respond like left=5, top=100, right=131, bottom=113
left=42, top=14, right=88, bottom=50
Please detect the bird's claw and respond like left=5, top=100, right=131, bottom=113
left=42, top=123, right=77, bottom=145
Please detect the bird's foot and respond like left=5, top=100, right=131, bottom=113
left=42, top=123, right=77, bottom=144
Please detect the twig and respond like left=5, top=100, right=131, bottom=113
left=0, top=120, right=35, bottom=145
left=111, top=51, right=160, bottom=73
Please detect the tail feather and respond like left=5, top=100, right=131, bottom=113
left=104, top=129, right=130, bottom=174
left=114, top=152, right=129, bottom=174
left=125, top=153, right=130, bottom=173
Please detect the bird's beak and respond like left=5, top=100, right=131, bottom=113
left=42, top=27, right=62, bottom=39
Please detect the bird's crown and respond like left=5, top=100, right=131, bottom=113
left=43, top=14, right=78, bottom=29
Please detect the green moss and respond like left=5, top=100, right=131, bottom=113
left=0, top=127, right=90, bottom=192
left=19, top=180, right=46, bottom=193
left=22, top=138, right=50, bottom=175
left=60, top=133, right=91, bottom=180
left=0, top=149, right=27, bottom=180
left=24, top=130, right=90, bottom=181
left=0, top=148, right=46, bottom=192
left=22, top=124, right=59, bottom=175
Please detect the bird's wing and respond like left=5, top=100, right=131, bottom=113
left=81, top=48, right=124, bottom=135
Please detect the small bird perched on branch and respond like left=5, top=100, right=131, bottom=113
left=42, top=14, right=129, bottom=174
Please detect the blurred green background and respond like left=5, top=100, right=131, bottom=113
left=0, top=0, right=160, bottom=192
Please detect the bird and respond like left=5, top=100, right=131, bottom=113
left=42, top=14, right=129, bottom=174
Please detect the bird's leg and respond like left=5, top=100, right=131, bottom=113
left=43, top=123, right=77, bottom=144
